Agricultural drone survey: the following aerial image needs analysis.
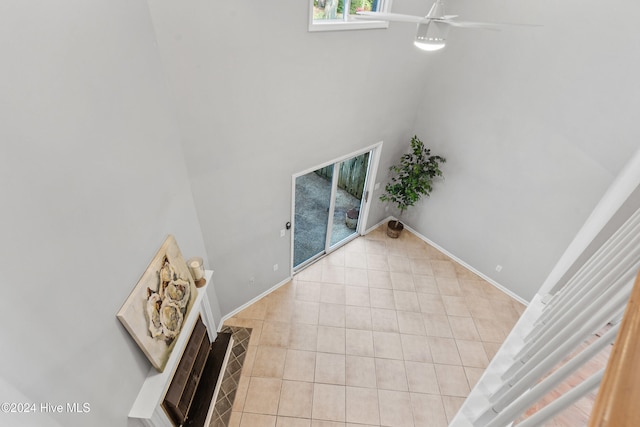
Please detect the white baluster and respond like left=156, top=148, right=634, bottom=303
left=514, top=369, right=605, bottom=427
left=528, top=228, right=640, bottom=344
left=513, top=260, right=639, bottom=365
left=500, top=281, right=631, bottom=382
left=473, top=324, right=619, bottom=426
left=537, top=211, right=640, bottom=322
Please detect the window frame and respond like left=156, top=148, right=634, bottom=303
left=308, top=0, right=393, bottom=32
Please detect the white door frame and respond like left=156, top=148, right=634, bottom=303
left=290, top=141, right=383, bottom=275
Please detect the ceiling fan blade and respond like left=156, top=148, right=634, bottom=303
left=354, top=11, right=428, bottom=24
left=436, top=18, right=542, bottom=30
left=434, top=19, right=502, bottom=30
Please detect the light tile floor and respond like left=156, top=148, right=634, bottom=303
left=222, top=225, right=526, bottom=427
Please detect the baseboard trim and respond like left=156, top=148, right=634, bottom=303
left=219, top=215, right=391, bottom=328
left=217, top=276, right=292, bottom=332
left=219, top=216, right=527, bottom=329
left=401, top=222, right=529, bottom=306
left=367, top=216, right=525, bottom=304
left=364, top=215, right=396, bottom=235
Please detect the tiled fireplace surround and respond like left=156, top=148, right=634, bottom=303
left=210, top=224, right=527, bottom=427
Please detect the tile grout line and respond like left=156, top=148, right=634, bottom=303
left=224, top=226, right=527, bottom=427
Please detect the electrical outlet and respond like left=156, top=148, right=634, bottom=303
left=280, top=229, right=285, bottom=237
left=249, top=276, right=255, bottom=286
left=495, top=265, right=503, bottom=272
left=273, top=264, right=279, bottom=271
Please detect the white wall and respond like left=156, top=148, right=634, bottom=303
left=146, top=0, right=436, bottom=315
left=408, top=0, right=640, bottom=301
left=2, top=0, right=637, bottom=424
left=0, top=1, right=213, bottom=426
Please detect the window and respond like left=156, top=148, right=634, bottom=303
left=308, top=0, right=393, bottom=32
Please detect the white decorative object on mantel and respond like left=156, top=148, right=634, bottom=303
left=128, top=270, right=215, bottom=427
left=117, top=235, right=199, bottom=373
left=188, top=257, right=205, bottom=280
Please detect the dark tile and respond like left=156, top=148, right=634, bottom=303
left=226, top=357, right=241, bottom=374
left=218, top=407, right=232, bottom=426
left=215, top=395, right=232, bottom=415
left=220, top=375, right=237, bottom=395
left=208, top=327, right=251, bottom=427
left=235, top=328, right=250, bottom=341
left=235, top=351, right=247, bottom=367
left=230, top=369, right=242, bottom=384
left=210, top=415, right=226, bottom=427
left=232, top=344, right=245, bottom=357
left=225, top=389, right=236, bottom=405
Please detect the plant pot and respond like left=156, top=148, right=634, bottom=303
left=345, top=208, right=359, bottom=229
left=386, top=220, right=404, bottom=238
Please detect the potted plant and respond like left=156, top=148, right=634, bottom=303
left=379, top=135, right=446, bottom=238
left=345, top=207, right=359, bottom=229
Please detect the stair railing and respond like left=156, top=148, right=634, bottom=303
left=450, top=206, right=640, bottom=427
left=587, top=268, right=640, bottom=427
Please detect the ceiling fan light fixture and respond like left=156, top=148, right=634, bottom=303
left=415, top=22, right=446, bottom=52
left=414, top=37, right=445, bottom=51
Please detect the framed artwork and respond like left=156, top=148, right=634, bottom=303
left=117, top=235, right=197, bottom=372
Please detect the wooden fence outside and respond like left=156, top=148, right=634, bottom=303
left=315, top=152, right=370, bottom=200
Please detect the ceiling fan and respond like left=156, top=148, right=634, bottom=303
left=355, top=0, right=536, bottom=52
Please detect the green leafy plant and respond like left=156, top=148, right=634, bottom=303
left=380, top=135, right=446, bottom=228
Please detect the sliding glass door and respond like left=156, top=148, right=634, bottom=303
left=293, top=150, right=373, bottom=270
left=329, top=151, right=370, bottom=248
left=293, top=168, right=333, bottom=268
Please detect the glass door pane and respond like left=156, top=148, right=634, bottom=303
left=329, top=151, right=371, bottom=247
left=293, top=166, right=334, bottom=269
left=293, top=147, right=375, bottom=272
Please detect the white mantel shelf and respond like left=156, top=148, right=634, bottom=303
left=129, top=270, right=216, bottom=427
